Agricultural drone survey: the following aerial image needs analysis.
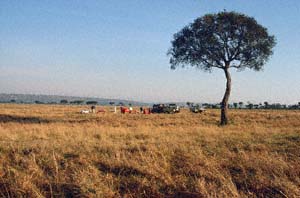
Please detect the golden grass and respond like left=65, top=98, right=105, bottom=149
left=0, top=104, right=299, bottom=197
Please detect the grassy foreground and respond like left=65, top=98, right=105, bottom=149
left=0, top=104, right=299, bottom=198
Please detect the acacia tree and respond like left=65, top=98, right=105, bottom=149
left=168, top=11, right=276, bottom=125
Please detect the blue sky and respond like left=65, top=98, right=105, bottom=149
left=0, top=0, right=299, bottom=104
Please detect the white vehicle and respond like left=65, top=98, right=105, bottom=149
left=190, top=105, right=205, bottom=113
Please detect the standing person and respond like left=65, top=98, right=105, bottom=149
left=140, top=106, right=143, bottom=113
left=91, top=105, right=96, bottom=113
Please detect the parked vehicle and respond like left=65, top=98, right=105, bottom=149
left=190, top=104, right=205, bottom=113
left=151, top=104, right=164, bottom=113
left=168, top=103, right=180, bottom=113
left=151, top=104, right=180, bottom=114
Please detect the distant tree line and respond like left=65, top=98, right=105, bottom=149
left=196, top=102, right=300, bottom=110
left=24, top=100, right=130, bottom=106
left=3, top=99, right=300, bottom=110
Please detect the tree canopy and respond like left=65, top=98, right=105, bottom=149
left=168, top=11, right=276, bottom=72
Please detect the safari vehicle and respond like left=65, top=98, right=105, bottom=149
left=168, top=103, right=180, bottom=113
left=151, top=104, right=180, bottom=114
left=151, top=104, right=168, bottom=113
left=190, top=104, right=205, bottom=113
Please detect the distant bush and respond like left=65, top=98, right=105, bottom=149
left=60, top=100, right=68, bottom=104
left=70, top=100, right=84, bottom=105
left=35, top=100, right=44, bottom=104
left=86, top=101, right=98, bottom=105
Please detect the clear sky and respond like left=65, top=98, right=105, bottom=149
left=0, top=0, right=299, bottom=104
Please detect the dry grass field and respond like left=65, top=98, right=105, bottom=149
left=0, top=104, right=299, bottom=198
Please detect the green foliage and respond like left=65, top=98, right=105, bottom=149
left=60, top=99, right=68, bottom=104
left=35, top=100, right=44, bottom=104
left=233, top=103, right=238, bottom=109
left=86, top=101, right=98, bottom=105
left=70, top=100, right=84, bottom=105
left=168, top=11, right=276, bottom=71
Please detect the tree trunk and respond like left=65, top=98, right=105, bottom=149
left=220, top=67, right=231, bottom=125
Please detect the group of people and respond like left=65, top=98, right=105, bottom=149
left=84, top=105, right=151, bottom=114
left=120, top=106, right=151, bottom=114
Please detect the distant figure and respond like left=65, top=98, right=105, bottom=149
left=91, top=105, right=96, bottom=113
left=114, top=106, right=117, bottom=113
left=129, top=106, right=133, bottom=113
left=143, top=108, right=151, bottom=114
left=140, top=106, right=143, bottom=113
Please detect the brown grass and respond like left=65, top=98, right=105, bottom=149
left=0, top=104, right=299, bottom=197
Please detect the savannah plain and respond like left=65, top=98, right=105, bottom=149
left=0, top=104, right=299, bottom=197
